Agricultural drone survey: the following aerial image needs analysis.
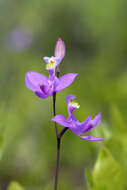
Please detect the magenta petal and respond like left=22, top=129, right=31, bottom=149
left=55, top=73, right=78, bottom=92
left=70, top=116, right=91, bottom=135
left=71, top=113, right=78, bottom=121
left=83, top=113, right=101, bottom=133
left=80, top=115, right=91, bottom=126
left=70, top=127, right=81, bottom=136
left=43, top=57, right=50, bottom=63
left=25, top=71, right=48, bottom=92
left=54, top=57, right=61, bottom=65
left=65, top=94, right=76, bottom=104
left=51, top=115, right=70, bottom=128
left=79, top=135, right=104, bottom=141
left=91, top=113, right=101, bottom=126
left=35, top=91, right=52, bottom=99
left=78, top=115, right=92, bottom=133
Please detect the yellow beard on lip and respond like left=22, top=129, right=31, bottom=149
left=46, top=59, right=56, bottom=70
left=69, top=99, right=80, bottom=108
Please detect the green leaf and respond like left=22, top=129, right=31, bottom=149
left=105, top=105, right=127, bottom=174
left=85, top=169, right=94, bottom=189
left=8, top=182, right=25, bottom=190
left=92, top=147, right=127, bottom=190
left=0, top=135, right=4, bottom=159
left=110, top=104, right=126, bottom=134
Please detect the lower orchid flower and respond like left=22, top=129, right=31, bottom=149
left=52, top=95, right=104, bottom=141
left=25, top=58, right=78, bottom=99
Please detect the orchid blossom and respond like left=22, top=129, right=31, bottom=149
left=52, top=95, right=104, bottom=141
left=25, top=57, right=77, bottom=99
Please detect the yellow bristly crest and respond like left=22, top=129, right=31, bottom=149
left=46, top=59, right=57, bottom=70
left=69, top=99, right=80, bottom=108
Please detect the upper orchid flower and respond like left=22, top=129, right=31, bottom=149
left=43, top=38, right=65, bottom=73
left=43, top=56, right=62, bottom=68
left=52, top=95, right=104, bottom=141
left=25, top=58, right=78, bottom=99
left=43, top=38, right=65, bottom=67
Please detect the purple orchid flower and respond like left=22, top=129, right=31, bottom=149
left=25, top=58, right=78, bottom=99
left=43, top=38, right=65, bottom=67
left=44, top=38, right=65, bottom=73
left=52, top=95, right=104, bottom=141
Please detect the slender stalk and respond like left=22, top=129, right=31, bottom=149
left=53, top=92, right=58, bottom=136
left=54, top=128, right=68, bottom=190
left=52, top=70, right=60, bottom=136
left=52, top=91, right=59, bottom=190
left=53, top=70, right=68, bottom=190
left=58, top=127, right=68, bottom=138
left=56, top=71, right=60, bottom=78
left=54, top=137, right=61, bottom=190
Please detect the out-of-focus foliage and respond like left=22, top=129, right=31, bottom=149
left=8, top=182, right=25, bottom=190
left=86, top=106, right=127, bottom=190
left=0, top=0, right=127, bottom=189
left=86, top=148, right=126, bottom=190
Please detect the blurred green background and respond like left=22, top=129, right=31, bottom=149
left=0, top=0, right=127, bottom=189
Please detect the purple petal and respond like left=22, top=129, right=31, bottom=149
left=55, top=73, right=78, bottom=92
left=91, top=113, right=101, bottom=126
left=70, top=127, right=81, bottom=136
left=25, top=71, right=48, bottom=92
left=79, top=135, right=104, bottom=141
left=40, top=85, right=49, bottom=94
left=43, top=56, right=50, bottom=63
left=71, top=113, right=78, bottom=121
left=54, top=38, right=65, bottom=61
left=65, top=94, right=76, bottom=104
left=54, top=57, right=62, bottom=65
left=78, top=115, right=92, bottom=133
left=48, top=70, right=55, bottom=80
left=70, top=115, right=91, bottom=135
left=83, top=113, right=101, bottom=133
left=35, top=91, right=51, bottom=99
left=44, top=56, right=61, bottom=68
left=80, top=115, right=91, bottom=126
left=51, top=115, right=70, bottom=128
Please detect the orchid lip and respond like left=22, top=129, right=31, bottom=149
left=46, top=58, right=57, bottom=70
left=69, top=98, right=80, bottom=108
